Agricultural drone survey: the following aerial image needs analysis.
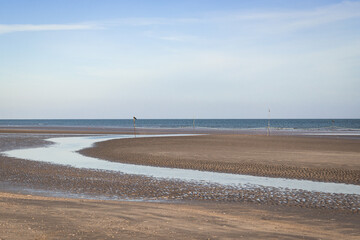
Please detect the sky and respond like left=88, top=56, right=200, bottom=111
left=0, top=0, right=359, bottom=119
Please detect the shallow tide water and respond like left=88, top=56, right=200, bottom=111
left=2, top=134, right=360, bottom=195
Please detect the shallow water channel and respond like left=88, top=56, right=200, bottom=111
left=3, top=134, right=360, bottom=195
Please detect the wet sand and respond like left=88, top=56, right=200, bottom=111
left=81, top=134, right=360, bottom=185
left=1, top=129, right=360, bottom=239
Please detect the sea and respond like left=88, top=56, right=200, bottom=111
left=0, top=119, right=359, bottom=131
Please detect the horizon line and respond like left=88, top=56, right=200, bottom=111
left=0, top=118, right=359, bottom=120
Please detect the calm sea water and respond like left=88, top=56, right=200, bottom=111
left=0, top=119, right=359, bottom=130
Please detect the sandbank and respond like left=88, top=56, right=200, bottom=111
left=81, top=134, right=360, bottom=184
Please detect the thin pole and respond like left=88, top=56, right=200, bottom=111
left=267, top=108, right=271, bottom=136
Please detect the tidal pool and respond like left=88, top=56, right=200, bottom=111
left=3, top=134, right=360, bottom=195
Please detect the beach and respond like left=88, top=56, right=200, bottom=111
left=3, top=0, right=360, bottom=238
left=0, top=128, right=360, bottom=239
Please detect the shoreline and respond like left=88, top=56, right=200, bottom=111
left=1, top=125, right=360, bottom=137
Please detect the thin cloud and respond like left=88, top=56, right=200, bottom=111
left=2, top=1, right=359, bottom=35
left=104, top=1, right=360, bottom=29
left=228, top=1, right=360, bottom=31
left=0, top=23, right=98, bottom=35
left=102, top=1, right=360, bottom=37
left=101, top=17, right=201, bottom=27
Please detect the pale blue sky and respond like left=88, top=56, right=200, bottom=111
left=1, top=0, right=359, bottom=119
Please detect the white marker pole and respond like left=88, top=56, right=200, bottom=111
left=267, top=108, right=271, bottom=136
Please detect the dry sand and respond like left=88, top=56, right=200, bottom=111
left=1, top=192, right=359, bottom=240
left=1, top=129, right=360, bottom=239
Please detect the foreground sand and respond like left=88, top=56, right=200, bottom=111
left=1, top=192, right=359, bottom=240
left=81, top=134, right=360, bottom=184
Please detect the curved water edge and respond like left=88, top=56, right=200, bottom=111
left=2, top=134, right=360, bottom=195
